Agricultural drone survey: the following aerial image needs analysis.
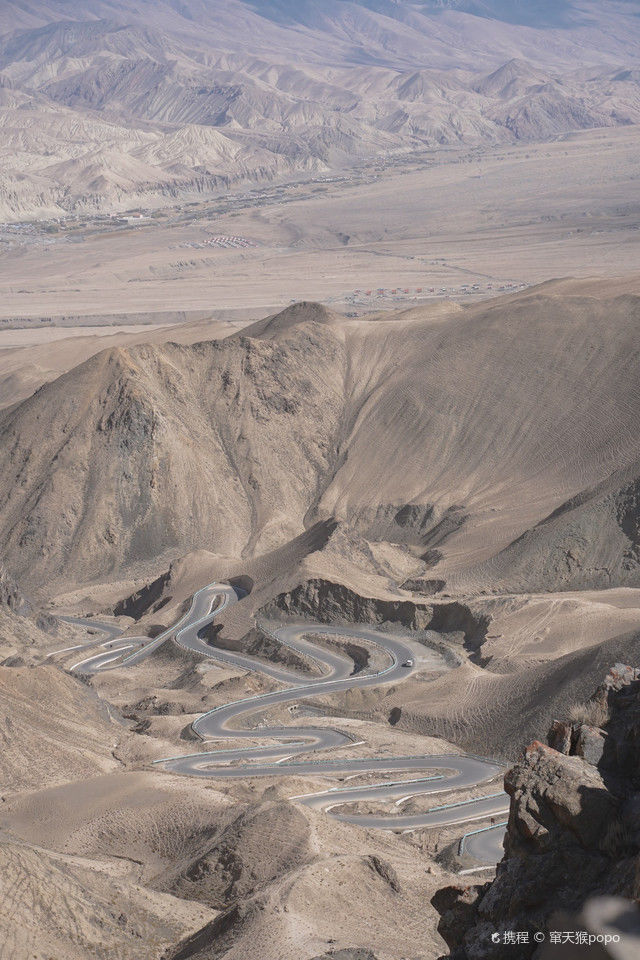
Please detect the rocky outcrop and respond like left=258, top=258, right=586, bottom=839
left=432, top=884, right=486, bottom=954
left=426, top=602, right=490, bottom=660
left=261, top=579, right=487, bottom=658
left=114, top=565, right=171, bottom=619
left=401, top=577, right=447, bottom=595
left=348, top=501, right=467, bottom=554
left=0, top=563, right=58, bottom=642
left=0, top=564, right=31, bottom=615
left=548, top=664, right=640, bottom=784
left=432, top=664, right=640, bottom=959
left=261, top=578, right=434, bottom=630
left=244, top=627, right=322, bottom=676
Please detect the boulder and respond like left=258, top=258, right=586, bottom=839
left=505, top=741, right=617, bottom=849
left=432, top=883, right=488, bottom=956
left=548, top=720, right=572, bottom=755
left=574, top=725, right=608, bottom=766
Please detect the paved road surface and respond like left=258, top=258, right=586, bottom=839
left=462, top=821, right=509, bottom=863
left=65, top=581, right=508, bottom=861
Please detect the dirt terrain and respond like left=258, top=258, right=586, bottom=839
left=2, top=278, right=640, bottom=957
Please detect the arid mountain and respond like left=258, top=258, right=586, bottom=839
left=3, top=285, right=640, bottom=594
left=0, top=315, right=347, bottom=587
left=457, top=458, right=640, bottom=594
left=3, top=8, right=640, bottom=959
left=3, top=2, right=639, bottom=69
left=1, top=1, right=639, bottom=218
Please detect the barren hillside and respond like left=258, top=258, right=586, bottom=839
left=3, top=281, right=640, bottom=958
left=2, top=285, right=640, bottom=595
left=455, top=457, right=640, bottom=594
left=0, top=315, right=347, bottom=586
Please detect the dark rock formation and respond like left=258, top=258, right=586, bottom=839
left=349, top=501, right=457, bottom=549
left=260, top=578, right=486, bottom=660
left=432, top=883, right=489, bottom=955
left=0, top=563, right=58, bottom=637
left=401, top=578, right=446, bottom=595
left=432, top=664, right=640, bottom=959
left=366, top=855, right=401, bottom=893
left=114, top=565, right=171, bottom=619
left=262, top=577, right=434, bottom=629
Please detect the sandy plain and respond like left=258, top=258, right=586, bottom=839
left=1, top=127, right=638, bottom=325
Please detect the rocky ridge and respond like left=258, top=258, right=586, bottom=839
left=4, top=290, right=640, bottom=598
left=433, top=664, right=640, bottom=958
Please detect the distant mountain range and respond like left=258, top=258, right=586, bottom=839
left=1, top=0, right=639, bottom=219
left=242, top=1, right=582, bottom=30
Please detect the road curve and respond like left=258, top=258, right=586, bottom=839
left=68, top=584, right=232, bottom=674
left=462, top=822, right=508, bottom=863
left=66, top=581, right=509, bottom=860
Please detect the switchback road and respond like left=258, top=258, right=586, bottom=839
left=65, top=582, right=508, bottom=861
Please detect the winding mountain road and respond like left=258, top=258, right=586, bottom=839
left=65, top=582, right=509, bottom=862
